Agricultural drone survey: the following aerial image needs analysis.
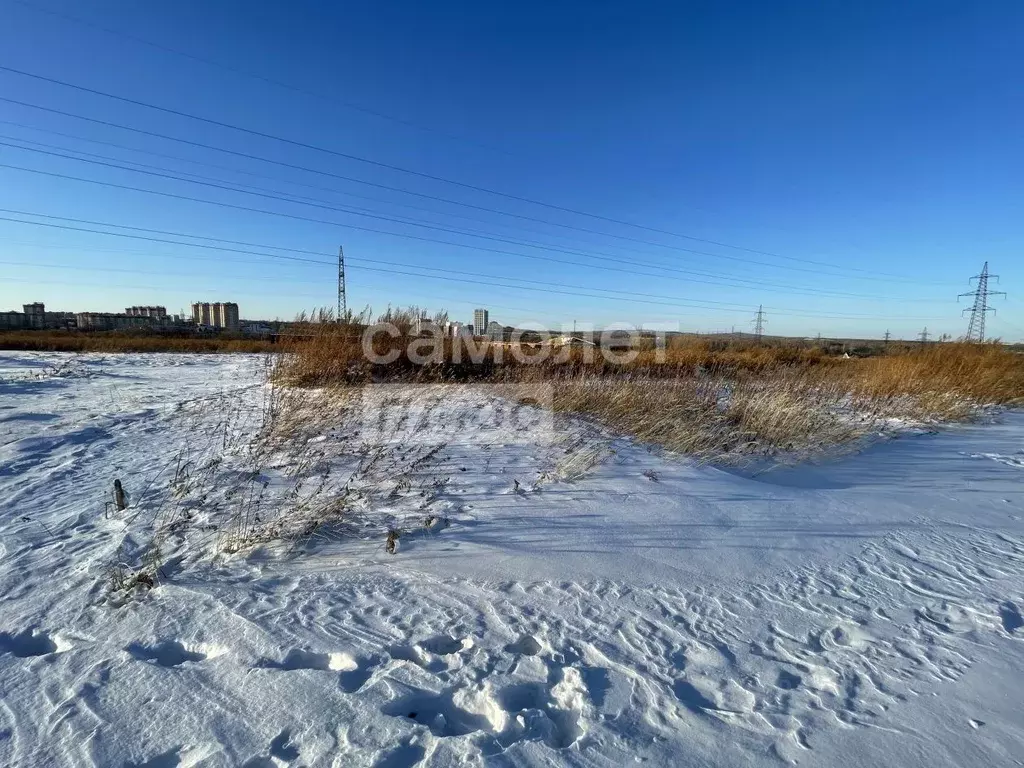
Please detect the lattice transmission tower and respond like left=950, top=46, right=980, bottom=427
left=337, top=246, right=347, bottom=321
left=752, top=305, right=766, bottom=342
left=958, top=261, right=1005, bottom=342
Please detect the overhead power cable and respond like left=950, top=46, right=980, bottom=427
left=0, top=255, right=949, bottom=321
left=0, top=217, right=907, bottom=318
left=0, top=95, right=932, bottom=284
left=0, top=137, right=944, bottom=294
left=8, top=0, right=510, bottom=155
left=0, top=64, right=936, bottom=281
left=0, top=151, right=945, bottom=303
left=0, top=119, right=559, bottom=236
left=0, top=211, right=949, bottom=320
left=4, top=249, right=931, bottom=319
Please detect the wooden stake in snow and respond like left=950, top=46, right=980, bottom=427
left=114, top=479, right=127, bottom=511
left=386, top=529, right=399, bottom=554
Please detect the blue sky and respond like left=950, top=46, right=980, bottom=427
left=0, top=0, right=1021, bottom=339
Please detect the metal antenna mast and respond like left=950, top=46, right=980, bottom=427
left=958, top=261, right=1005, bottom=342
left=752, top=305, right=766, bottom=342
left=883, top=329, right=891, bottom=345
left=337, top=246, right=347, bottom=321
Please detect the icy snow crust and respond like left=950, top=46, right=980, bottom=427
left=1, top=352, right=1022, bottom=767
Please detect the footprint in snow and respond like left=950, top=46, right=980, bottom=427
left=776, top=669, right=802, bottom=690
left=257, top=648, right=356, bottom=672
left=0, top=628, right=66, bottom=657
left=126, top=640, right=220, bottom=667
left=505, top=634, right=542, bottom=656
left=998, top=601, right=1023, bottom=634
left=241, top=729, right=301, bottom=767
left=382, top=687, right=493, bottom=737
left=124, top=746, right=185, bottom=768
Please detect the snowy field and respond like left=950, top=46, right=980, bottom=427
left=1, top=352, right=1022, bottom=768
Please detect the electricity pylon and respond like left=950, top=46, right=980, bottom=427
left=752, top=305, right=766, bottom=342
left=958, top=261, right=1005, bottom=342
left=337, top=246, right=347, bottom=321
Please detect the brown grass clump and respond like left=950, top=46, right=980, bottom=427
left=541, top=343, right=1023, bottom=460
left=274, top=311, right=1024, bottom=461
left=542, top=374, right=864, bottom=461
left=841, top=342, right=1024, bottom=409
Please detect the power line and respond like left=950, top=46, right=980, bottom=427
left=0, top=120, right=574, bottom=241
left=18, top=129, right=870, bottom=289
left=0, top=63, right=939, bottom=281
left=0, top=128, right=940, bottom=291
left=6, top=95, right=789, bottom=271
left=4, top=209, right=945, bottom=315
left=0, top=255, right=950, bottom=322
left=4, top=136, right=876, bottom=289
left=0, top=161, right=947, bottom=305
left=0, top=210, right=953, bottom=320
left=2, top=252, right=921, bottom=321
left=0, top=206, right=958, bottom=320
left=8, top=0, right=511, bottom=155
left=0, top=275, right=334, bottom=301
left=0, top=136, right=959, bottom=299
left=0, top=215, right=332, bottom=266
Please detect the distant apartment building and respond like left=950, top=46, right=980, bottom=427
left=2, top=302, right=169, bottom=332
left=23, top=303, right=46, bottom=329
left=192, top=302, right=240, bottom=331
left=1, top=311, right=24, bottom=330
left=486, top=320, right=504, bottom=340
left=126, top=305, right=168, bottom=320
left=473, top=309, right=489, bottom=336
left=216, top=302, right=240, bottom=331
left=11, top=303, right=76, bottom=330
left=76, top=312, right=154, bottom=331
left=447, top=321, right=467, bottom=338
left=192, top=302, right=212, bottom=326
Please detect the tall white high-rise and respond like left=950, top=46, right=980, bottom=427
left=473, top=308, right=489, bottom=336
left=192, top=302, right=240, bottom=331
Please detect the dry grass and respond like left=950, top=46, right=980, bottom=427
left=278, top=321, right=1024, bottom=463
left=838, top=342, right=1024, bottom=410
left=539, top=344, right=1024, bottom=461
left=539, top=374, right=863, bottom=462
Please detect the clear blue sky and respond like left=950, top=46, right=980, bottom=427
left=0, top=0, right=1021, bottom=339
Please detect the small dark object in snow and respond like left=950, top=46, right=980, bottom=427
left=135, top=573, right=155, bottom=590
left=385, top=529, right=400, bottom=554
left=643, top=469, right=659, bottom=482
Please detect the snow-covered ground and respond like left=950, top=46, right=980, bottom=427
left=1, top=352, right=1022, bottom=768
